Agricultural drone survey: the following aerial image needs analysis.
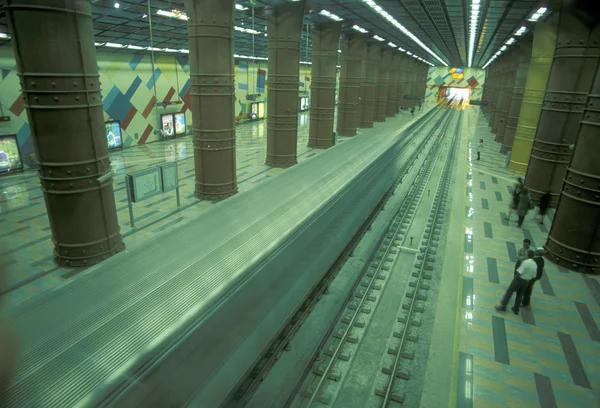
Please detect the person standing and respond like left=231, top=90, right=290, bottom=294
left=496, top=250, right=536, bottom=315
left=538, top=192, right=551, bottom=225
left=514, top=238, right=531, bottom=273
left=506, top=177, right=524, bottom=221
left=477, top=139, right=483, bottom=161
left=410, top=106, right=415, bottom=116
left=522, top=247, right=545, bottom=308
left=516, top=188, right=532, bottom=228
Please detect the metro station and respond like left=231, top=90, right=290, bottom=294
left=0, top=0, right=599, bottom=407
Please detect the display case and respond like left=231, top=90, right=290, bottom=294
left=0, top=134, right=24, bottom=175
left=161, top=113, right=176, bottom=139
left=105, top=120, right=123, bottom=150
left=174, top=112, right=186, bottom=136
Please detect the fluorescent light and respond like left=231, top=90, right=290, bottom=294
left=319, top=9, right=343, bottom=21
left=105, top=42, right=125, bottom=48
left=235, top=26, right=261, bottom=35
left=300, top=61, right=312, bottom=65
left=515, top=26, right=527, bottom=36
left=500, top=45, right=507, bottom=51
left=164, top=48, right=179, bottom=52
left=468, top=0, right=480, bottom=68
left=407, top=51, right=413, bottom=55
left=147, top=46, right=164, bottom=51
left=114, top=2, right=120, bottom=8
left=506, top=37, right=515, bottom=45
left=157, top=9, right=188, bottom=21
left=0, top=33, right=9, bottom=39
left=361, top=0, right=447, bottom=66
left=352, top=25, right=368, bottom=33
left=528, top=6, right=548, bottom=21
left=388, top=42, right=397, bottom=47
left=180, top=49, right=189, bottom=53
left=142, top=14, right=148, bottom=18
left=127, top=44, right=146, bottom=50
left=373, top=35, right=385, bottom=41
left=235, top=4, right=248, bottom=11
left=94, top=42, right=104, bottom=46
left=398, top=47, right=406, bottom=52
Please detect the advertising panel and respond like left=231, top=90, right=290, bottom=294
left=0, top=135, right=23, bottom=175
left=161, top=114, right=175, bottom=139
left=174, top=112, right=186, bottom=136
left=105, top=120, right=123, bottom=150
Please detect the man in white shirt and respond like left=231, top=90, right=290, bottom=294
left=496, top=250, right=536, bottom=315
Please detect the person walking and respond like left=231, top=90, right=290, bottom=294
left=418, top=101, right=422, bottom=111
left=516, top=188, right=532, bottom=228
left=506, top=178, right=524, bottom=221
left=477, top=139, right=483, bottom=161
left=495, top=249, right=536, bottom=315
left=537, top=192, right=551, bottom=225
left=514, top=238, right=531, bottom=273
left=522, top=247, right=546, bottom=308
left=410, top=106, right=415, bottom=116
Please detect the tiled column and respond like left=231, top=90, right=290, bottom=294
left=501, top=39, right=532, bottom=154
left=358, top=43, right=381, bottom=128
left=545, top=60, right=600, bottom=273
left=307, top=21, right=342, bottom=148
left=187, top=0, right=238, bottom=198
left=375, top=48, right=393, bottom=122
left=509, top=19, right=559, bottom=175
left=265, top=0, right=306, bottom=168
left=396, top=55, right=408, bottom=110
left=386, top=53, right=401, bottom=117
left=336, top=35, right=365, bottom=137
left=524, top=10, right=600, bottom=205
left=4, top=0, right=124, bottom=267
left=495, top=47, right=520, bottom=143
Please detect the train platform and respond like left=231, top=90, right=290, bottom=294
left=423, top=107, right=600, bottom=408
left=0, top=108, right=428, bottom=307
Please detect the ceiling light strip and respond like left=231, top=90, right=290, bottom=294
left=361, top=0, right=447, bottom=66
left=468, top=0, right=481, bottom=68
left=319, top=9, right=343, bottom=21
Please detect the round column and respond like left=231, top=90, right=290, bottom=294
left=496, top=46, right=520, bottom=143
left=358, top=43, right=381, bottom=128
left=386, top=53, right=401, bottom=117
left=375, top=48, right=393, bottom=122
left=336, top=35, right=365, bottom=137
left=265, top=0, right=306, bottom=168
left=4, top=0, right=124, bottom=267
left=307, top=21, right=342, bottom=148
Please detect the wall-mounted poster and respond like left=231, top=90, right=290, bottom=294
left=105, top=120, right=123, bottom=150
left=161, top=114, right=175, bottom=139
left=0, top=134, right=23, bottom=175
left=174, top=112, right=186, bottom=136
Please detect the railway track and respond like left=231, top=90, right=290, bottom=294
left=223, top=108, right=452, bottom=408
left=288, top=110, right=462, bottom=408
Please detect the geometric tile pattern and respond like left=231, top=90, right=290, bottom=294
left=426, top=66, right=486, bottom=104
left=0, top=109, right=425, bottom=308
left=455, top=108, right=600, bottom=407
left=0, top=46, right=313, bottom=168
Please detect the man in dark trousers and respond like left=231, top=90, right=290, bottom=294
left=522, top=247, right=545, bottom=308
left=496, top=249, right=536, bottom=315
left=514, top=238, right=531, bottom=273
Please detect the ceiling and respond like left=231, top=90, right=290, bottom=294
left=0, top=0, right=549, bottom=68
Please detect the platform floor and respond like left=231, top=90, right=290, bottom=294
left=0, top=108, right=427, bottom=307
left=454, top=107, right=600, bottom=407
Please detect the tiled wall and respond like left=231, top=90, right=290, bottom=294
left=0, top=47, right=313, bottom=169
left=425, top=66, right=486, bottom=103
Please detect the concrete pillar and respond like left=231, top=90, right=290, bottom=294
left=358, top=43, right=381, bottom=128
left=4, top=0, right=124, bottom=267
left=336, top=35, right=365, bottom=137
left=481, top=69, right=490, bottom=114
left=265, top=0, right=306, bottom=168
left=307, top=22, right=342, bottom=148
left=496, top=47, right=520, bottom=142
left=545, top=60, right=600, bottom=273
left=501, top=40, right=532, bottom=154
left=375, top=48, right=393, bottom=122
left=386, top=53, right=401, bottom=117
left=404, top=58, right=417, bottom=107
left=525, top=10, right=600, bottom=205
left=187, top=0, right=238, bottom=199
left=483, top=64, right=497, bottom=116
left=488, top=60, right=502, bottom=126
left=396, top=55, right=408, bottom=110
left=509, top=18, right=559, bottom=175
left=421, top=64, right=428, bottom=101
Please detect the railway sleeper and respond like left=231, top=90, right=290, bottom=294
left=324, top=346, right=350, bottom=361
left=381, top=367, right=411, bottom=380
left=375, top=388, right=405, bottom=404
left=301, top=387, right=331, bottom=405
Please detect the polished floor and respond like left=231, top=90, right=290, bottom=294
left=455, top=108, right=600, bottom=407
left=0, top=108, right=427, bottom=307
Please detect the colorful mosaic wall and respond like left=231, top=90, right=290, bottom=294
left=425, top=66, right=486, bottom=103
left=0, top=47, right=312, bottom=169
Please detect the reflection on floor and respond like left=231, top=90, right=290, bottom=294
left=0, top=109, right=426, bottom=307
left=456, top=107, right=600, bottom=407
